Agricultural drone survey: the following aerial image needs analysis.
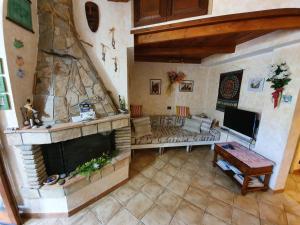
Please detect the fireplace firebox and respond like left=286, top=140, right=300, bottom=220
left=41, top=132, right=115, bottom=176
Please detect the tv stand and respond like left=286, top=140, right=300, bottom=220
left=213, top=142, right=274, bottom=195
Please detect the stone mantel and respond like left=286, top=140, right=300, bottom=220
left=5, top=114, right=130, bottom=146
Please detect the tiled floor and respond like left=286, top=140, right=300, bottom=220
left=24, top=146, right=300, bottom=225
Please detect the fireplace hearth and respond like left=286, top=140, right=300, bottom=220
left=42, top=132, right=115, bottom=176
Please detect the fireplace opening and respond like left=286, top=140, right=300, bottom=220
left=41, top=132, right=115, bottom=176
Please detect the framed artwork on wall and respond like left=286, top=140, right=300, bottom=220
left=247, top=78, right=265, bottom=92
left=0, top=77, right=7, bottom=93
left=0, top=94, right=10, bottom=110
left=0, top=59, right=3, bottom=74
left=216, top=70, right=243, bottom=112
left=179, top=80, right=194, bottom=92
left=6, top=0, right=33, bottom=32
left=150, top=79, right=161, bottom=95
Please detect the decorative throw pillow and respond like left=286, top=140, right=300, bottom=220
left=182, top=118, right=201, bottom=133
left=176, top=106, right=190, bottom=117
left=130, top=105, right=143, bottom=118
left=200, top=118, right=213, bottom=132
left=132, top=117, right=152, bottom=138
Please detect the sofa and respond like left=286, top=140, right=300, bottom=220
left=131, top=115, right=221, bottom=154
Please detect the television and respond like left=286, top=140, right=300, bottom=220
left=223, top=107, right=258, bottom=138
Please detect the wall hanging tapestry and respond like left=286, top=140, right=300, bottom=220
left=7, top=0, right=33, bottom=32
left=85, top=1, right=99, bottom=32
left=266, top=62, right=291, bottom=108
left=150, top=79, right=161, bottom=95
left=216, top=70, right=243, bottom=112
left=179, top=80, right=194, bottom=92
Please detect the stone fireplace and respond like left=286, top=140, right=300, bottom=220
left=4, top=0, right=132, bottom=215
left=5, top=115, right=131, bottom=214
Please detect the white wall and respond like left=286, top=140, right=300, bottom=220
left=73, top=0, right=134, bottom=107
left=130, top=62, right=209, bottom=115
left=0, top=0, right=39, bottom=203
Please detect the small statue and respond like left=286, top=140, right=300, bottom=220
left=20, top=99, right=42, bottom=128
left=118, top=95, right=128, bottom=114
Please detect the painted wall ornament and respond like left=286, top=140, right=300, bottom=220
left=266, top=61, right=291, bottom=108
left=14, top=39, right=24, bottom=49
left=109, top=27, right=116, bottom=49
left=85, top=1, right=100, bottom=32
left=16, top=56, right=25, bottom=78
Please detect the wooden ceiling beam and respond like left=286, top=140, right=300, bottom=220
left=135, top=46, right=236, bottom=57
left=135, top=16, right=300, bottom=46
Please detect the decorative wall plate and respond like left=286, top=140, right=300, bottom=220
left=85, top=2, right=100, bottom=32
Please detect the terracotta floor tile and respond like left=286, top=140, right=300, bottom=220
left=191, top=174, right=214, bottom=190
left=153, top=171, right=173, bottom=187
left=90, top=196, right=121, bottom=224
left=156, top=189, right=182, bottom=214
left=184, top=186, right=209, bottom=210
left=167, top=178, right=190, bottom=196
left=107, top=208, right=139, bottom=225
left=209, top=184, right=235, bottom=205
left=202, top=213, right=229, bottom=225
left=170, top=200, right=204, bottom=225
left=151, top=159, right=166, bottom=170
left=129, top=174, right=150, bottom=189
left=232, top=208, right=260, bottom=225
left=234, top=195, right=259, bottom=217
left=141, top=181, right=164, bottom=201
left=112, top=184, right=137, bottom=205
left=141, top=204, right=173, bottom=225
left=169, top=157, right=185, bottom=168
left=259, top=201, right=288, bottom=225
left=175, top=169, right=193, bottom=183
left=206, top=197, right=233, bottom=224
left=162, top=163, right=178, bottom=177
left=140, top=165, right=158, bottom=179
left=126, top=193, right=153, bottom=219
left=286, top=213, right=300, bottom=225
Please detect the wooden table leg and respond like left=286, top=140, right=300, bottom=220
left=213, top=150, right=218, bottom=167
left=263, top=174, right=271, bottom=190
left=241, top=175, right=250, bottom=195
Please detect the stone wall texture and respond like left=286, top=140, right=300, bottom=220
left=34, top=0, right=117, bottom=124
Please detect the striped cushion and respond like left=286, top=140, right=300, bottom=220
left=132, top=117, right=152, bottom=138
left=130, top=105, right=143, bottom=118
left=182, top=118, right=201, bottom=133
left=200, top=118, right=213, bottom=132
left=176, top=106, right=190, bottom=117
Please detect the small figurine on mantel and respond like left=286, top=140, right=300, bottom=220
left=118, top=95, right=128, bottom=114
left=20, top=99, right=43, bottom=128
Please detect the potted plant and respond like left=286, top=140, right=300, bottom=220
left=267, top=62, right=291, bottom=108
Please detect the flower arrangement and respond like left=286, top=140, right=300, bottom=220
left=267, top=62, right=292, bottom=108
left=167, top=71, right=186, bottom=95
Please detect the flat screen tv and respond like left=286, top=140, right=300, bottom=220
left=224, top=107, right=258, bottom=138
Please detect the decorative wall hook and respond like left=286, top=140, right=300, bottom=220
left=101, top=43, right=108, bottom=62
left=112, top=57, right=118, bottom=72
left=109, top=27, right=116, bottom=49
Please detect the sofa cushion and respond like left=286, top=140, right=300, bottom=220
left=150, top=116, right=185, bottom=128
left=131, top=127, right=219, bottom=145
left=200, top=118, right=213, bottom=132
left=182, top=118, right=201, bottom=133
left=132, top=117, right=152, bottom=138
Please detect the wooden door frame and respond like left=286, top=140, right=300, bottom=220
left=0, top=150, right=22, bottom=225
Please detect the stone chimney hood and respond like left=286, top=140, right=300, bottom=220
left=34, top=0, right=117, bottom=124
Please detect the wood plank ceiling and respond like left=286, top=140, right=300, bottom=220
left=131, top=8, right=300, bottom=63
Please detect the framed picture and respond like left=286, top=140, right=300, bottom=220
left=0, top=59, right=3, bottom=74
left=216, top=70, right=243, bottom=112
left=0, top=77, right=7, bottom=93
left=0, top=94, right=10, bottom=110
left=150, top=79, right=161, bottom=95
left=247, top=78, right=265, bottom=92
left=179, top=80, right=194, bottom=92
left=6, top=0, right=33, bottom=32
